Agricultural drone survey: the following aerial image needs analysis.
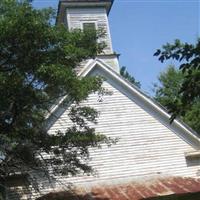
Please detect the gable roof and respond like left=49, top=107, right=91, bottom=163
left=47, top=59, right=200, bottom=149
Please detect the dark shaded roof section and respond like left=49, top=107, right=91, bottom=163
left=56, top=0, right=114, bottom=25
left=37, top=176, right=200, bottom=200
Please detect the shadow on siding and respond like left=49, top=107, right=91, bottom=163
left=36, top=191, right=109, bottom=200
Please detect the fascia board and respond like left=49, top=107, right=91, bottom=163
left=46, top=59, right=200, bottom=149
left=46, top=59, right=96, bottom=120
left=80, top=60, right=200, bottom=149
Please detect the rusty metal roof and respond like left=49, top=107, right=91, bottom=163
left=37, top=176, right=200, bottom=200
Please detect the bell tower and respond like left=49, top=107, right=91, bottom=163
left=57, top=0, right=120, bottom=73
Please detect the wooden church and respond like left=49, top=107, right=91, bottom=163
left=8, top=0, right=200, bottom=199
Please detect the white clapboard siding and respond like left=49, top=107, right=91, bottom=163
left=66, top=7, right=113, bottom=54
left=48, top=75, right=200, bottom=186
left=7, top=68, right=200, bottom=200
left=64, top=7, right=120, bottom=73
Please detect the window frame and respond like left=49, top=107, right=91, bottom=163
left=80, top=21, right=97, bottom=31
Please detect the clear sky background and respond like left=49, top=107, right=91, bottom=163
left=33, top=0, right=200, bottom=95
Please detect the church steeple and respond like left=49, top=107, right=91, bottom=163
left=57, top=0, right=120, bottom=73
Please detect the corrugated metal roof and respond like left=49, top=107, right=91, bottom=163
left=37, top=176, right=200, bottom=199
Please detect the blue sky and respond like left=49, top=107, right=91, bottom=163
left=33, top=0, right=199, bottom=95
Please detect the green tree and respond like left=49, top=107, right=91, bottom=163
left=154, top=39, right=200, bottom=120
left=154, top=66, right=200, bottom=134
left=154, top=66, right=183, bottom=107
left=120, top=66, right=141, bottom=88
left=0, top=0, right=114, bottom=192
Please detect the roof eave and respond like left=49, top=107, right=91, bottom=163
left=56, top=0, right=114, bottom=25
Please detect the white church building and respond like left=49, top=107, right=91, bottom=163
left=8, top=0, right=200, bottom=199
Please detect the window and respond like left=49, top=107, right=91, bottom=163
left=82, top=22, right=96, bottom=31
left=81, top=22, right=98, bottom=43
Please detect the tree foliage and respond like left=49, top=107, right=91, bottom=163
left=154, top=66, right=200, bottom=134
left=154, top=39, right=200, bottom=120
left=0, top=0, right=114, bottom=190
left=120, top=66, right=141, bottom=88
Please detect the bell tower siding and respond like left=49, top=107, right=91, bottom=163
left=67, top=7, right=113, bottom=55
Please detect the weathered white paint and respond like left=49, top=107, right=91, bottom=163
left=7, top=0, right=200, bottom=198
left=67, top=7, right=113, bottom=53
left=48, top=65, right=200, bottom=183
left=13, top=63, right=198, bottom=199
left=7, top=63, right=200, bottom=200
left=79, top=60, right=200, bottom=148
left=64, top=4, right=120, bottom=73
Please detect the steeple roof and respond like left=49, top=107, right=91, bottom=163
left=57, top=0, right=114, bottom=24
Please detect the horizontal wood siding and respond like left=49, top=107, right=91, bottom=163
left=8, top=68, right=200, bottom=199
left=67, top=7, right=113, bottom=54
left=48, top=72, right=200, bottom=184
